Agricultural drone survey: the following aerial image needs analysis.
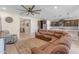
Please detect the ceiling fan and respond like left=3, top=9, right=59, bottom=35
left=17, top=5, right=41, bottom=15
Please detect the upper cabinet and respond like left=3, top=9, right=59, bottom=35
left=64, top=20, right=78, bottom=26
left=50, top=19, right=79, bottom=27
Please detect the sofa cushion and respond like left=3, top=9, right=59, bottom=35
left=38, top=29, right=48, bottom=35
left=49, top=36, right=58, bottom=43
left=23, top=38, right=47, bottom=49
left=54, top=31, right=63, bottom=34
left=53, top=33, right=62, bottom=39
left=39, top=43, right=50, bottom=50
left=46, top=32, right=54, bottom=36
left=52, top=38, right=71, bottom=49
left=39, top=37, right=58, bottom=50
left=31, top=47, right=48, bottom=54
left=35, top=32, right=43, bottom=39
left=41, top=35, right=52, bottom=41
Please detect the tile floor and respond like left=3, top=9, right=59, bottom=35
left=5, top=33, right=79, bottom=54
left=5, top=33, right=34, bottom=54
left=5, top=40, right=79, bottom=54
left=69, top=40, right=79, bottom=54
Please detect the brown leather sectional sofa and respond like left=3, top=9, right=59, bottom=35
left=15, top=29, right=72, bottom=54
left=32, top=29, right=72, bottom=54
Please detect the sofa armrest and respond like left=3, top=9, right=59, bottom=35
left=31, top=44, right=69, bottom=54
left=35, top=32, right=43, bottom=39
left=44, top=44, right=69, bottom=54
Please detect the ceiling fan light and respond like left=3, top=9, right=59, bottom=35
left=54, top=6, right=58, bottom=9
left=2, top=7, right=7, bottom=10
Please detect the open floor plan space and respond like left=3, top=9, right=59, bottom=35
left=0, top=5, right=79, bottom=54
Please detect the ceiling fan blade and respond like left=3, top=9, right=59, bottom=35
left=16, top=9, right=26, bottom=11
left=32, top=11, right=40, bottom=14
left=31, top=12, right=34, bottom=15
left=34, top=12, right=40, bottom=14
left=33, top=9, right=41, bottom=11
left=20, top=11, right=28, bottom=14
left=21, top=5, right=28, bottom=11
left=31, top=5, right=35, bottom=9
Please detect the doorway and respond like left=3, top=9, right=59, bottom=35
left=20, top=19, right=31, bottom=40
left=38, top=20, right=47, bottom=29
left=20, top=19, right=30, bottom=34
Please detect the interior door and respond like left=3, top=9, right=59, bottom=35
left=24, top=20, right=30, bottom=35
left=38, top=20, right=47, bottom=29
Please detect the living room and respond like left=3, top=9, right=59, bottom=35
left=0, top=5, right=79, bottom=54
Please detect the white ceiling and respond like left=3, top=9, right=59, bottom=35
left=0, top=5, right=79, bottom=20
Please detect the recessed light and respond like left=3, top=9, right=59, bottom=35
left=70, top=15, right=73, bottom=17
left=54, top=6, right=58, bottom=9
left=2, top=7, right=7, bottom=10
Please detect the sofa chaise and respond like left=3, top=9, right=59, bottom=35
left=15, top=29, right=72, bottom=54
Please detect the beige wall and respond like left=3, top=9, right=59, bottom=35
left=30, top=19, right=38, bottom=35
left=0, top=11, right=20, bottom=39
